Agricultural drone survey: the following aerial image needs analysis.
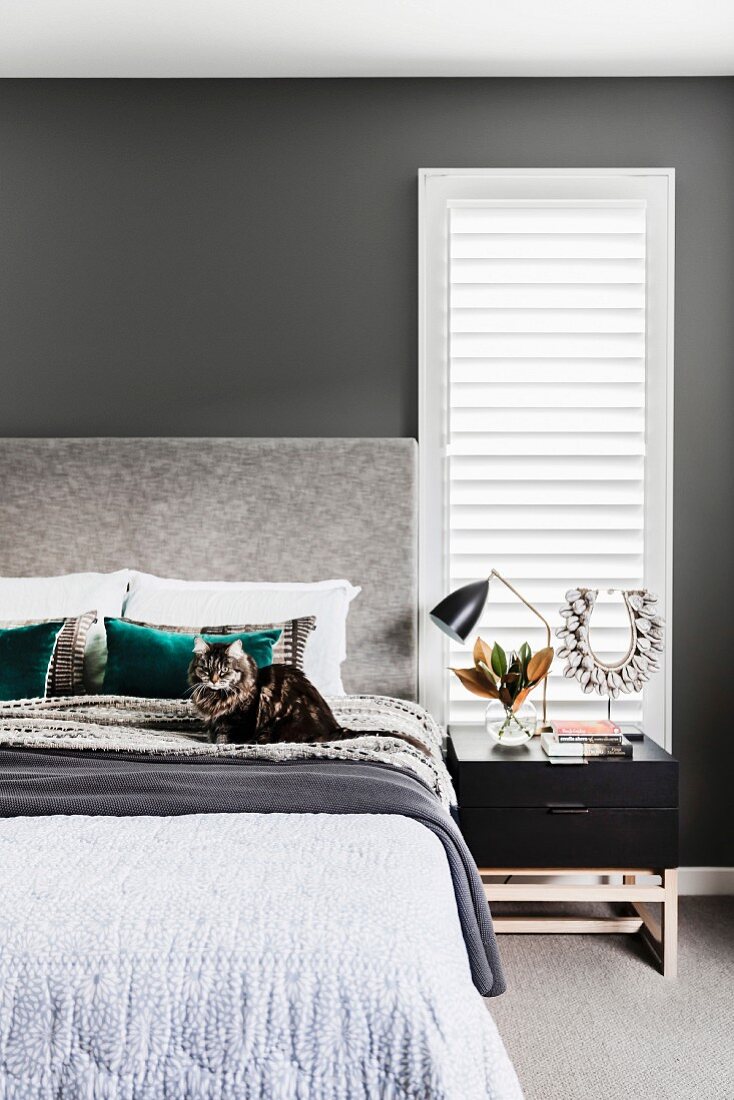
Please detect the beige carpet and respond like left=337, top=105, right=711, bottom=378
left=487, top=898, right=734, bottom=1100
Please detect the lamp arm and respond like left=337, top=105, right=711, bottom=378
left=488, top=569, right=553, bottom=730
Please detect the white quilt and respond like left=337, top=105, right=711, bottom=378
left=0, top=811, right=522, bottom=1100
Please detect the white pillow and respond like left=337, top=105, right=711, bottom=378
left=124, top=573, right=361, bottom=696
left=0, top=571, right=131, bottom=691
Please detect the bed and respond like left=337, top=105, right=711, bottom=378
left=0, top=438, right=522, bottom=1100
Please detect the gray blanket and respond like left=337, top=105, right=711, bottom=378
left=0, top=747, right=504, bottom=998
left=0, top=693, right=456, bottom=808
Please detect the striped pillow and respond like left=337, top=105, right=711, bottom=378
left=120, top=615, right=316, bottom=671
left=0, top=611, right=96, bottom=696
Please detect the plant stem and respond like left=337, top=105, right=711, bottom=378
left=498, top=708, right=515, bottom=739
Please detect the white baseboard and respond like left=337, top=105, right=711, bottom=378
left=678, top=867, right=734, bottom=895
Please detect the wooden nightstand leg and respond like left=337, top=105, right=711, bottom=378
left=661, top=868, right=678, bottom=979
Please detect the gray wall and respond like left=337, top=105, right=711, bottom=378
left=0, top=79, right=732, bottom=866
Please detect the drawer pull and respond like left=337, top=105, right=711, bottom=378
left=547, top=804, right=589, bottom=814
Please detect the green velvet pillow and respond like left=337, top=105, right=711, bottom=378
left=0, top=620, right=64, bottom=701
left=103, top=618, right=281, bottom=699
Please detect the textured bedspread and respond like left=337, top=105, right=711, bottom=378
left=0, top=813, right=521, bottom=1100
left=0, top=752, right=503, bottom=998
left=0, top=695, right=522, bottom=1099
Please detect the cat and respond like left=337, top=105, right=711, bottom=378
left=187, top=637, right=427, bottom=753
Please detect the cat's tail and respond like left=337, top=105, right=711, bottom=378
left=335, top=726, right=431, bottom=756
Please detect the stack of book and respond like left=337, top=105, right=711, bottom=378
left=541, top=720, right=633, bottom=760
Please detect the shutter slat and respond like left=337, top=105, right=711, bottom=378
left=452, top=530, right=642, bottom=554
left=450, top=601, right=645, bottom=628
left=449, top=455, right=644, bottom=480
left=451, top=555, right=644, bottom=579
left=452, top=407, right=645, bottom=434
left=452, top=285, right=646, bottom=308
left=452, top=332, right=645, bottom=358
left=451, top=487, right=644, bottom=506
left=452, top=359, right=644, bottom=383
left=451, top=504, right=643, bottom=530
left=450, top=674, right=644, bottom=703
left=451, top=258, right=645, bottom=283
left=450, top=205, right=646, bottom=234
left=451, top=308, right=644, bottom=333
left=448, top=426, right=642, bottom=448
left=451, top=233, right=645, bottom=259
left=447, top=581, right=648, bottom=606
left=452, top=384, right=644, bottom=409
left=450, top=699, right=641, bottom=723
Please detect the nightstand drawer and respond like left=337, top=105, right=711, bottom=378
left=460, top=807, right=678, bottom=868
left=447, top=729, right=678, bottom=808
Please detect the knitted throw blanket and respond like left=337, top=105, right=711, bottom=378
left=0, top=693, right=455, bottom=808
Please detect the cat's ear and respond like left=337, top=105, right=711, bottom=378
left=193, top=635, right=209, bottom=654
left=226, top=639, right=244, bottom=659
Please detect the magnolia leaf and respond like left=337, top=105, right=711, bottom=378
left=499, top=685, right=514, bottom=707
left=518, top=641, right=531, bottom=672
left=502, top=671, right=521, bottom=700
left=491, top=642, right=507, bottom=678
left=450, top=666, right=500, bottom=699
left=511, top=685, right=533, bottom=712
left=473, top=636, right=494, bottom=673
left=527, top=646, right=555, bottom=684
left=477, top=660, right=498, bottom=687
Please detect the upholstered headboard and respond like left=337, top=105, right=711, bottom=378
left=0, top=438, right=417, bottom=699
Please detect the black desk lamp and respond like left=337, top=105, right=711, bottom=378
left=430, top=569, right=553, bottom=729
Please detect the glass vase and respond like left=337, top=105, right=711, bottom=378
left=485, top=698, right=537, bottom=746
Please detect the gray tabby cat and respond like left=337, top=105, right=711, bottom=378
left=188, top=637, right=426, bottom=752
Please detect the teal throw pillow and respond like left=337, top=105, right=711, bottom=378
left=0, top=620, right=64, bottom=701
left=103, top=618, right=281, bottom=699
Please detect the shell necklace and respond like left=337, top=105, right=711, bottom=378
left=556, top=588, right=664, bottom=698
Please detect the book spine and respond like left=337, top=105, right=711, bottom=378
left=582, top=743, right=632, bottom=757
left=556, top=734, right=623, bottom=744
left=551, top=722, right=621, bottom=735
left=542, top=739, right=633, bottom=758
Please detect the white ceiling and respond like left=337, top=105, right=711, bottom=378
left=2, top=0, right=733, bottom=78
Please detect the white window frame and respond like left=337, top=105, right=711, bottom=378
left=418, top=168, right=675, bottom=749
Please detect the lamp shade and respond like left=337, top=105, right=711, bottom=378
left=429, top=579, right=489, bottom=644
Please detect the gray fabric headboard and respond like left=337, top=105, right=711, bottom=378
left=0, top=438, right=417, bottom=699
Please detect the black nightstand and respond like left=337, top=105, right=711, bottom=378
left=447, top=725, right=679, bottom=977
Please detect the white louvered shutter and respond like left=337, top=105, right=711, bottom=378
left=447, top=200, right=647, bottom=726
